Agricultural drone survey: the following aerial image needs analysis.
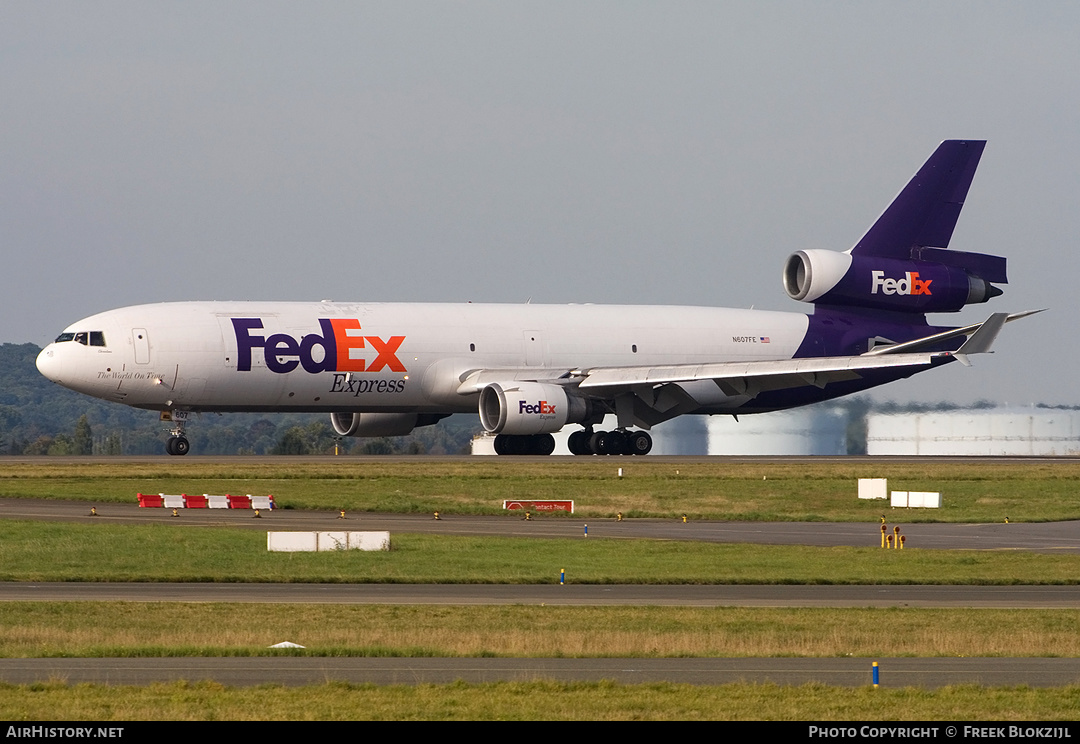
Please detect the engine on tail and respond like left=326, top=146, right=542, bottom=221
left=783, top=249, right=1004, bottom=313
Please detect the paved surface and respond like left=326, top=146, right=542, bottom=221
left=9, top=455, right=1080, bottom=465
left=3, top=498, right=1078, bottom=553
left=2, top=657, right=1079, bottom=688
left=3, top=582, right=1080, bottom=608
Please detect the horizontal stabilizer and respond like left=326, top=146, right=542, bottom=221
left=863, top=309, right=1044, bottom=358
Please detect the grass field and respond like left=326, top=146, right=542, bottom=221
left=3, top=680, right=1080, bottom=721
left=2, top=458, right=1079, bottom=720
left=2, top=458, right=1080, bottom=521
left=2, top=520, right=1079, bottom=584
left=2, top=603, right=1079, bottom=658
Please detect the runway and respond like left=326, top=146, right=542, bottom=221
left=4, top=498, right=1078, bottom=553
left=3, top=657, right=1079, bottom=688
left=3, top=582, right=1079, bottom=608
left=12, top=455, right=1080, bottom=465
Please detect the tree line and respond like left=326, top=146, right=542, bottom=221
left=0, top=343, right=477, bottom=455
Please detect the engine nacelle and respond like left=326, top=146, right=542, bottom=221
left=330, top=412, right=419, bottom=437
left=783, top=249, right=1003, bottom=313
left=479, top=382, right=590, bottom=435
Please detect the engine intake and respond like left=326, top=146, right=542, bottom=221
left=479, top=382, right=590, bottom=435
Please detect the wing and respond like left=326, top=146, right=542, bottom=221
left=458, top=311, right=1041, bottom=430
left=576, top=310, right=1041, bottom=391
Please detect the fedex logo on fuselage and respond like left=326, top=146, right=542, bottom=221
left=231, top=318, right=405, bottom=374
left=870, top=270, right=932, bottom=296
left=519, top=400, right=556, bottom=416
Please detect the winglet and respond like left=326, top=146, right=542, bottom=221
left=953, top=312, right=1009, bottom=366
left=953, top=308, right=1046, bottom=365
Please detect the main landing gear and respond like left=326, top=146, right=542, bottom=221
left=493, top=433, right=556, bottom=456
left=492, top=429, right=651, bottom=456
left=568, top=428, right=652, bottom=456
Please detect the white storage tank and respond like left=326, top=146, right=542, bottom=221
left=705, top=406, right=848, bottom=455
left=866, top=408, right=1080, bottom=456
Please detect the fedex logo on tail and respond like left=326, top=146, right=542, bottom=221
left=871, top=271, right=932, bottom=296
left=232, top=318, right=405, bottom=374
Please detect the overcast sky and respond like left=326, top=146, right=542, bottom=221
left=3, top=2, right=1077, bottom=405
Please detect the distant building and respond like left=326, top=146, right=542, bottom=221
left=867, top=408, right=1080, bottom=456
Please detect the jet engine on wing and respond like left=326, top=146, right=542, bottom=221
left=330, top=411, right=420, bottom=437
left=783, top=249, right=1004, bottom=313
left=479, top=382, right=592, bottom=435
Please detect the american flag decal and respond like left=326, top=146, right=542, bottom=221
left=760, top=336, right=770, bottom=343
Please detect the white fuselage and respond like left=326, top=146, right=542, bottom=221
left=36, top=301, right=810, bottom=415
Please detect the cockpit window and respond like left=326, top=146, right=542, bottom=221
left=53, top=331, right=106, bottom=347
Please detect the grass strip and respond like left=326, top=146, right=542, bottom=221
left=2, top=459, right=1080, bottom=522
left=1, top=520, right=1079, bottom=584
left=2, top=603, right=1080, bottom=659
left=2, top=680, right=1079, bottom=720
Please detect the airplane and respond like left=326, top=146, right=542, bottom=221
left=36, top=140, right=1039, bottom=456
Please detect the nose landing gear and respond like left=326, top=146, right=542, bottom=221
left=164, top=415, right=191, bottom=456
left=165, top=435, right=190, bottom=456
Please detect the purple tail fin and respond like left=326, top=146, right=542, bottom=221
left=852, top=140, right=986, bottom=259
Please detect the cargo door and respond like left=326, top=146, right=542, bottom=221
left=132, top=328, right=150, bottom=364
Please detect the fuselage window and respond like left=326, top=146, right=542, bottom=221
left=90, top=331, right=106, bottom=347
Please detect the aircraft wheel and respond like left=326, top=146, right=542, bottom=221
left=602, top=430, right=627, bottom=455
left=494, top=434, right=554, bottom=456
left=165, top=438, right=176, bottom=456
left=533, top=433, right=556, bottom=456
left=588, top=431, right=608, bottom=455
left=568, top=430, right=591, bottom=456
left=625, top=431, right=652, bottom=455
left=172, top=437, right=190, bottom=456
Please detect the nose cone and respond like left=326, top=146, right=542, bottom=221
left=36, top=345, right=63, bottom=383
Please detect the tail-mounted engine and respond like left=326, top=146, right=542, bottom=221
left=479, top=382, right=592, bottom=435
left=783, top=248, right=1006, bottom=314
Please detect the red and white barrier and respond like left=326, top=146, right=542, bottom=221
left=137, top=493, right=275, bottom=509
